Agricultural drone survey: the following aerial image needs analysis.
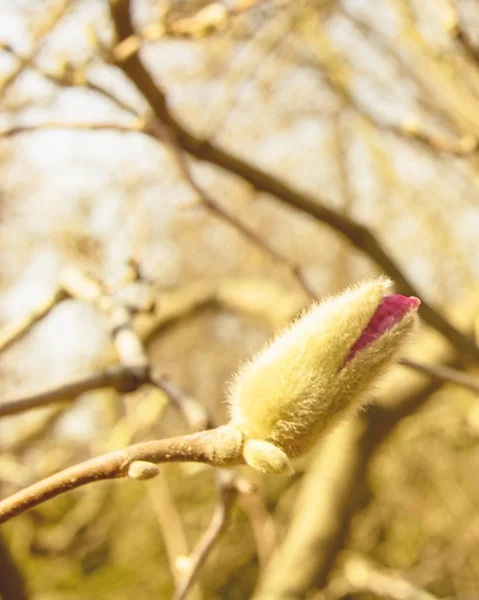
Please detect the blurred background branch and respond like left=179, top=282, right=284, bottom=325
left=0, top=534, right=29, bottom=600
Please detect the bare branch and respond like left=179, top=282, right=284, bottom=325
left=0, top=365, right=147, bottom=419
left=0, top=288, right=67, bottom=354
left=0, top=121, right=143, bottom=138
left=0, top=424, right=244, bottom=524
left=147, top=471, right=202, bottom=600
left=156, top=123, right=317, bottom=300
left=0, top=0, right=73, bottom=95
left=313, top=7, right=478, bottom=157
left=172, top=471, right=248, bottom=600
left=0, top=275, right=217, bottom=421
left=35, top=62, right=138, bottom=115
left=399, top=357, right=479, bottom=394
left=151, top=372, right=212, bottom=432
left=3, top=407, right=65, bottom=453
left=108, top=0, right=479, bottom=365
left=332, top=553, right=439, bottom=600
left=237, top=483, right=277, bottom=567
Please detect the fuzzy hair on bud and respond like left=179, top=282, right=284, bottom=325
left=228, top=278, right=420, bottom=471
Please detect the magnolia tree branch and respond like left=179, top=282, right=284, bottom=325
left=302, top=7, right=478, bottom=158
left=0, top=288, right=68, bottom=354
left=146, top=472, right=203, bottom=600
left=0, top=279, right=421, bottom=529
left=0, top=0, right=72, bottom=95
left=152, top=372, right=212, bottom=432
left=332, top=553, right=439, bottom=600
left=399, top=357, right=479, bottom=394
left=0, top=268, right=216, bottom=432
left=156, top=122, right=317, bottom=300
left=0, top=122, right=143, bottom=138
left=0, top=365, right=147, bottom=418
left=172, top=471, right=249, bottom=600
left=0, top=425, right=244, bottom=525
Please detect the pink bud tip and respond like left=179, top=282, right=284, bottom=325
left=344, top=294, right=420, bottom=364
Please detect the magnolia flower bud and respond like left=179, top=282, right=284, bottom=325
left=229, top=278, right=420, bottom=474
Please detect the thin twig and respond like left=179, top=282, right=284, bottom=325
left=79, top=264, right=212, bottom=430
left=307, top=7, right=478, bottom=157
left=151, top=371, right=212, bottom=432
left=0, top=121, right=143, bottom=138
left=172, top=471, right=245, bottom=600
left=0, top=365, right=148, bottom=418
left=334, top=553, right=439, bottom=600
left=147, top=472, right=202, bottom=600
left=0, top=288, right=68, bottom=354
left=0, top=0, right=72, bottom=95
left=0, top=424, right=243, bottom=524
left=399, top=357, right=479, bottom=394
left=3, top=406, right=66, bottom=453
left=238, top=487, right=277, bottom=566
left=0, top=276, right=215, bottom=421
left=153, top=122, right=318, bottom=300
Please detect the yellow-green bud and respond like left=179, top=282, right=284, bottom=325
left=229, top=278, right=420, bottom=472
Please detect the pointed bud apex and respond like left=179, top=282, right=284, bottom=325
left=229, top=278, right=420, bottom=467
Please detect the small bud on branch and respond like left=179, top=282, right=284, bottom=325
left=127, top=460, right=160, bottom=480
